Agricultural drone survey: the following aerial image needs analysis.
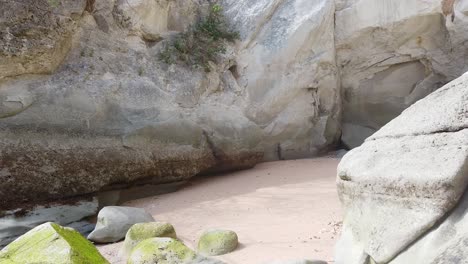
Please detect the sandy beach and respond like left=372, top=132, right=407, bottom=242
left=98, top=158, right=342, bottom=264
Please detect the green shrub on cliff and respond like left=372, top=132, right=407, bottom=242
left=159, top=4, right=239, bottom=72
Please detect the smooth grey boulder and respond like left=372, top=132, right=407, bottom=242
left=88, top=206, right=154, bottom=243
left=336, top=72, right=468, bottom=263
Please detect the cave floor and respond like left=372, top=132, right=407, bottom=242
left=98, top=158, right=342, bottom=264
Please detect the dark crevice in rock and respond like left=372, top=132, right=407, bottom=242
left=359, top=54, right=397, bottom=73
left=276, top=143, right=284, bottom=160
left=85, top=0, right=95, bottom=13
left=203, top=130, right=223, bottom=163
left=228, top=65, right=239, bottom=80
left=200, top=130, right=263, bottom=175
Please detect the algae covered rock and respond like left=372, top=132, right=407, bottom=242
left=0, top=222, right=109, bottom=264
left=123, top=222, right=177, bottom=256
left=197, top=229, right=238, bottom=256
left=88, top=206, right=154, bottom=243
left=128, top=237, right=223, bottom=264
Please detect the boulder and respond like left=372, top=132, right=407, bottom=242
left=128, top=237, right=223, bottom=264
left=197, top=229, right=238, bottom=256
left=123, top=222, right=177, bottom=256
left=0, top=222, right=109, bottom=264
left=88, top=206, right=154, bottom=243
left=335, top=73, right=468, bottom=263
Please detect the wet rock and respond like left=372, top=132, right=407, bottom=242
left=0, top=198, right=98, bottom=247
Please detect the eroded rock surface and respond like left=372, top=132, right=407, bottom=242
left=222, top=0, right=341, bottom=160
left=0, top=0, right=340, bottom=212
left=337, top=0, right=468, bottom=147
left=336, top=73, right=468, bottom=263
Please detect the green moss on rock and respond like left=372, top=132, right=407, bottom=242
left=123, top=222, right=177, bottom=256
left=127, top=237, right=197, bottom=264
left=197, top=230, right=238, bottom=256
left=0, top=222, right=109, bottom=264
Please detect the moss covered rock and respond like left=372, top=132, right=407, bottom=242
left=123, top=222, right=177, bottom=256
left=128, top=237, right=225, bottom=264
left=127, top=237, right=197, bottom=264
left=197, top=229, right=238, bottom=256
left=0, top=222, right=109, bottom=264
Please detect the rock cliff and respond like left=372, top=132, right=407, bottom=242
left=338, top=0, right=468, bottom=148
left=1, top=0, right=468, bottom=235
left=0, top=0, right=342, bottom=211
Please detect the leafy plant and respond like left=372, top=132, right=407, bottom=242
left=159, top=4, right=239, bottom=72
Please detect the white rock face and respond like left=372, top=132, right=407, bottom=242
left=337, top=0, right=468, bottom=147
left=391, top=191, right=468, bottom=264
left=222, top=0, right=341, bottom=160
left=88, top=206, right=154, bottom=243
left=0, top=0, right=340, bottom=211
left=335, top=73, right=468, bottom=263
